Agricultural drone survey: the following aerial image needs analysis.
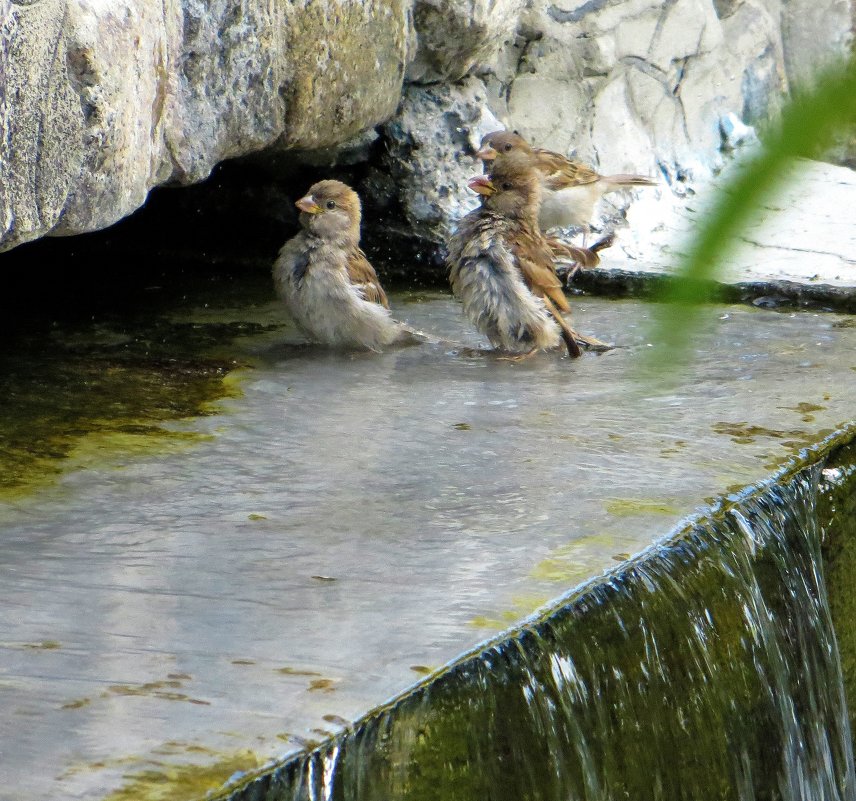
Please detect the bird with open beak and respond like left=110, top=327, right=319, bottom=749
left=447, top=160, right=607, bottom=360
left=476, top=130, right=656, bottom=235
left=273, top=180, right=420, bottom=351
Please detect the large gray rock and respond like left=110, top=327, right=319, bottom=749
left=372, top=77, right=502, bottom=245
left=407, top=0, right=526, bottom=83
left=1, top=0, right=852, bottom=256
left=491, top=0, right=787, bottom=181
left=0, top=0, right=411, bottom=251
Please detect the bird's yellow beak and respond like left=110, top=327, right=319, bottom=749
left=296, top=195, right=322, bottom=214
left=476, top=145, right=498, bottom=161
left=467, top=175, right=496, bottom=196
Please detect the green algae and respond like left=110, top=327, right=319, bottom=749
left=818, top=440, right=856, bottom=736
left=103, top=677, right=210, bottom=706
left=98, top=749, right=264, bottom=801
left=711, top=420, right=811, bottom=444
left=61, top=697, right=92, bottom=710
left=307, top=678, right=337, bottom=693
left=605, top=498, right=681, bottom=516
left=783, top=402, right=825, bottom=414
left=0, top=312, right=276, bottom=501
left=528, top=531, right=642, bottom=587
left=275, top=666, right=323, bottom=677
left=470, top=594, right=551, bottom=631
left=23, top=640, right=61, bottom=650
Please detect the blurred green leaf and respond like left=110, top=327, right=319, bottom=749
left=645, top=54, right=856, bottom=369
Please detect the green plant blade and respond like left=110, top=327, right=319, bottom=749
left=644, top=55, right=856, bottom=370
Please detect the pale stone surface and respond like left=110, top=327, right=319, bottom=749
left=486, top=0, right=792, bottom=185
left=781, top=0, right=853, bottom=89
left=1, top=0, right=852, bottom=255
left=608, top=159, right=856, bottom=288
left=408, top=0, right=526, bottom=83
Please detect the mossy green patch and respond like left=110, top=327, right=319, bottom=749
left=99, top=749, right=264, bottom=801
left=0, top=312, right=276, bottom=500
left=605, top=498, right=681, bottom=516
left=103, top=678, right=209, bottom=706
left=275, top=666, right=323, bottom=677
left=711, top=421, right=811, bottom=444
left=61, top=697, right=92, bottom=710
left=470, top=595, right=550, bottom=631
left=818, top=443, right=856, bottom=737
left=530, top=532, right=634, bottom=585
left=23, top=640, right=61, bottom=650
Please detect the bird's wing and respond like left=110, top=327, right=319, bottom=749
left=547, top=237, right=600, bottom=269
left=511, top=228, right=571, bottom=313
left=347, top=248, right=390, bottom=309
left=547, top=232, right=616, bottom=269
left=534, top=149, right=601, bottom=189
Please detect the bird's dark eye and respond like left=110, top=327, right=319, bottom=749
left=501, top=181, right=513, bottom=190
left=326, top=200, right=336, bottom=209
left=503, top=143, right=513, bottom=152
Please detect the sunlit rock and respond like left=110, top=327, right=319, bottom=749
left=0, top=0, right=851, bottom=255
left=373, top=77, right=501, bottom=245
left=407, top=0, right=526, bottom=83
left=0, top=0, right=411, bottom=251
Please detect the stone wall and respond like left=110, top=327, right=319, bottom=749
left=0, top=0, right=851, bottom=253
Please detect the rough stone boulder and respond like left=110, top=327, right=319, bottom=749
left=0, top=0, right=411, bottom=251
left=407, top=0, right=526, bottom=82
left=378, top=0, right=852, bottom=248
left=369, top=77, right=501, bottom=245
left=1, top=0, right=852, bottom=257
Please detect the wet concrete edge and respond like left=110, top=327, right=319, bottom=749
left=212, top=420, right=856, bottom=801
left=571, top=268, right=856, bottom=313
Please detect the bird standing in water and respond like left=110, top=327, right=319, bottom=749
left=447, top=160, right=605, bottom=360
left=273, top=180, right=419, bottom=351
left=476, top=130, right=656, bottom=235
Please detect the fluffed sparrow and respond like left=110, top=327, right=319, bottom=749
left=273, top=180, right=419, bottom=351
left=476, top=131, right=656, bottom=233
left=447, top=160, right=606, bottom=359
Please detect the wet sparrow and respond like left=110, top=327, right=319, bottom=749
left=447, top=160, right=607, bottom=359
left=273, top=180, right=420, bottom=351
left=477, top=131, right=657, bottom=233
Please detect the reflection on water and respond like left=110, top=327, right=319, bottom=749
left=2, top=289, right=856, bottom=800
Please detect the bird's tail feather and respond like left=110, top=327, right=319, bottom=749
left=602, top=174, right=658, bottom=191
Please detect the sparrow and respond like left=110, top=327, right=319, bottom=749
left=273, top=180, right=419, bottom=351
left=476, top=131, right=657, bottom=233
left=447, top=160, right=606, bottom=360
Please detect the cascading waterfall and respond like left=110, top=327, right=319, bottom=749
left=226, top=459, right=856, bottom=801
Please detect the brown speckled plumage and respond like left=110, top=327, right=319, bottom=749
left=273, top=180, right=417, bottom=350
left=478, top=131, right=656, bottom=232
left=447, top=162, right=588, bottom=358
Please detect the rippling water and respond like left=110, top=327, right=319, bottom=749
left=2, top=290, right=856, bottom=800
